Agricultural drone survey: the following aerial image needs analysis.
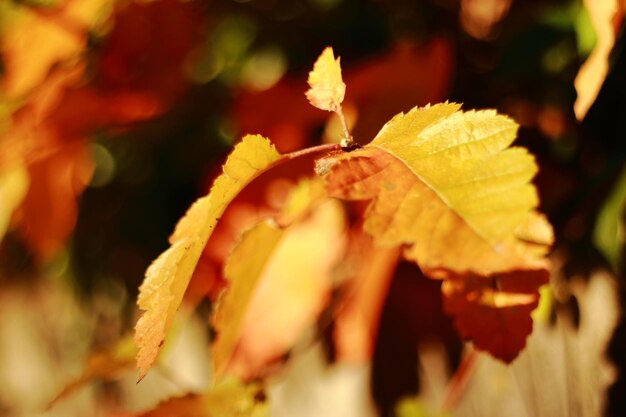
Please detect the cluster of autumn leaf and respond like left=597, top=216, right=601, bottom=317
left=0, top=0, right=199, bottom=261
left=134, top=46, right=555, bottom=391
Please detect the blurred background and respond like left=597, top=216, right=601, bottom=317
left=0, top=0, right=624, bottom=416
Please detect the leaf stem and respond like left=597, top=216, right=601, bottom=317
left=335, top=107, right=353, bottom=147
left=284, top=143, right=343, bottom=160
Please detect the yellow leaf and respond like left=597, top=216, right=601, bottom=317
left=0, top=161, right=28, bottom=241
left=320, top=103, right=553, bottom=275
left=134, top=135, right=280, bottom=380
left=305, top=47, right=346, bottom=112
left=212, top=180, right=345, bottom=378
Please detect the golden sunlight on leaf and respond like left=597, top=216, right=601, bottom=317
left=318, top=103, right=553, bottom=361
left=0, top=0, right=113, bottom=98
left=135, top=135, right=280, bottom=381
left=305, top=47, right=346, bottom=112
left=320, top=103, right=552, bottom=275
left=212, top=180, right=346, bottom=379
left=574, top=0, right=624, bottom=120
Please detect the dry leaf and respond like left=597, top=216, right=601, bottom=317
left=134, top=135, right=280, bottom=380
left=305, top=47, right=346, bottom=112
left=212, top=180, right=346, bottom=379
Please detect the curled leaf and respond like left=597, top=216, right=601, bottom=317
left=134, top=135, right=280, bottom=380
left=305, top=47, right=346, bottom=112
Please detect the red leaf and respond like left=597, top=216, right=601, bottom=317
left=442, top=268, right=549, bottom=362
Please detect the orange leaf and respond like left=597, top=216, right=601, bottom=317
left=305, top=47, right=346, bottom=112
left=134, top=135, right=281, bottom=380
left=15, top=140, right=94, bottom=261
left=333, top=238, right=400, bottom=362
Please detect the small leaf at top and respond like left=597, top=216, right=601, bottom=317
left=305, top=47, right=346, bottom=112
left=134, top=134, right=280, bottom=380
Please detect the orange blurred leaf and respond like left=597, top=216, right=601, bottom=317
left=0, top=59, right=164, bottom=260
left=134, top=135, right=281, bottom=381
left=574, top=0, right=624, bottom=120
left=14, top=140, right=94, bottom=260
left=212, top=180, right=346, bottom=379
left=0, top=0, right=113, bottom=98
left=333, top=240, right=400, bottom=362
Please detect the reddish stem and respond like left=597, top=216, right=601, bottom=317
left=284, top=143, right=343, bottom=160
